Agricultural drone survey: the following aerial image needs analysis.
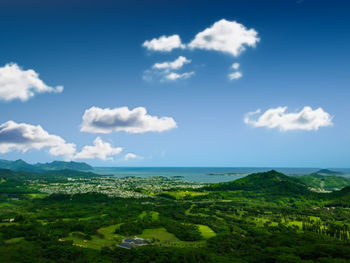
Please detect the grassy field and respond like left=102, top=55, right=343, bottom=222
left=252, top=216, right=319, bottom=229
left=139, top=227, right=179, bottom=243
left=63, top=221, right=213, bottom=250
left=25, top=193, right=49, bottom=199
left=5, top=237, right=24, bottom=244
left=63, top=224, right=123, bottom=250
left=139, top=211, right=159, bottom=220
left=163, top=191, right=208, bottom=199
left=139, top=227, right=206, bottom=247
left=197, top=225, right=216, bottom=239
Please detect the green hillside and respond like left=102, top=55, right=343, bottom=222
left=296, top=173, right=350, bottom=191
left=205, top=170, right=311, bottom=198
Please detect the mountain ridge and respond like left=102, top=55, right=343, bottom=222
left=0, top=159, right=93, bottom=172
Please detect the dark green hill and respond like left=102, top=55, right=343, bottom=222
left=35, top=161, right=93, bottom=171
left=0, top=159, right=93, bottom=172
left=0, top=159, right=41, bottom=172
left=205, top=170, right=311, bottom=198
left=296, top=173, right=350, bottom=191
left=325, top=186, right=350, bottom=207
left=316, top=169, right=343, bottom=175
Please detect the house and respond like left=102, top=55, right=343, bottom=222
left=118, top=237, right=149, bottom=249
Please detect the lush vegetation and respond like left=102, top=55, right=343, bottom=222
left=295, top=173, right=350, bottom=191
left=1, top=168, right=350, bottom=262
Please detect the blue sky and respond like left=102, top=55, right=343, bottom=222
left=0, top=0, right=349, bottom=167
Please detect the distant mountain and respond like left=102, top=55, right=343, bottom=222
left=296, top=173, right=350, bottom=192
left=0, top=168, right=100, bottom=180
left=35, top=161, right=93, bottom=171
left=205, top=170, right=310, bottom=197
left=0, top=159, right=93, bottom=172
left=0, top=159, right=41, bottom=172
left=315, top=169, right=343, bottom=176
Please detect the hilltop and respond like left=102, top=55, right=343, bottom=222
left=204, top=170, right=311, bottom=198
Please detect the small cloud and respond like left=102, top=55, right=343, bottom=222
left=231, top=63, right=240, bottom=70
left=74, top=137, right=122, bottom=160
left=228, top=71, right=242, bottom=80
left=153, top=56, right=191, bottom=71
left=142, top=35, right=185, bottom=52
left=163, top=71, right=195, bottom=81
left=188, top=19, right=260, bottom=57
left=144, top=56, right=194, bottom=82
left=81, top=106, right=177, bottom=134
left=0, top=63, right=63, bottom=102
left=244, top=106, right=333, bottom=131
left=124, top=152, right=142, bottom=161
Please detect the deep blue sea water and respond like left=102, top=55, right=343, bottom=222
left=92, top=167, right=350, bottom=183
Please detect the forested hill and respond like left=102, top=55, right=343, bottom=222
left=35, top=161, right=93, bottom=171
left=0, top=159, right=93, bottom=172
left=327, top=186, right=350, bottom=206
left=296, top=173, right=350, bottom=191
left=204, top=170, right=312, bottom=197
left=0, top=159, right=41, bottom=172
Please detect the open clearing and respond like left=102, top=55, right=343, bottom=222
left=139, top=227, right=206, bottom=247
left=63, top=224, right=123, bottom=250
left=163, top=191, right=208, bottom=199
left=197, top=224, right=216, bottom=239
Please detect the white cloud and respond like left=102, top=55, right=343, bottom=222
left=81, top=106, right=177, bottom=134
left=74, top=137, right=122, bottom=160
left=164, top=71, right=195, bottom=81
left=142, top=35, right=185, bottom=52
left=228, top=71, right=242, bottom=80
left=0, top=121, right=76, bottom=158
left=153, top=56, right=191, bottom=71
left=232, top=63, right=240, bottom=70
left=244, top=106, right=333, bottom=131
left=188, top=19, right=259, bottom=56
left=0, top=121, right=124, bottom=160
left=124, top=152, right=142, bottom=161
left=144, top=56, right=194, bottom=82
left=0, top=63, right=63, bottom=102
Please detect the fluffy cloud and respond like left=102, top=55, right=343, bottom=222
left=244, top=106, right=333, bottom=131
left=153, top=56, right=191, bottom=71
left=81, top=106, right=177, bottom=134
left=142, top=35, right=185, bottom=52
left=74, top=137, right=122, bottom=160
left=0, top=121, right=123, bottom=160
left=188, top=19, right=260, bottom=56
left=0, top=121, right=76, bottom=158
left=124, top=153, right=142, bottom=161
left=228, top=71, right=242, bottom=80
left=0, top=63, right=63, bottom=102
left=164, top=71, right=195, bottom=81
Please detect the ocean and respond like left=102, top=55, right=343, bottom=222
left=92, top=167, right=350, bottom=183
